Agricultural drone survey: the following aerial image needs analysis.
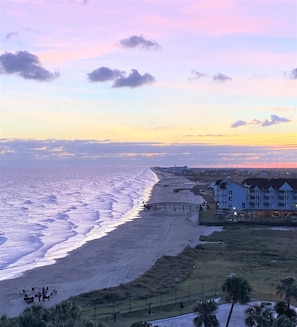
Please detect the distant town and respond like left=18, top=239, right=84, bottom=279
left=161, top=166, right=297, bottom=180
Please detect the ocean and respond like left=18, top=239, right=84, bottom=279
left=0, top=166, right=158, bottom=282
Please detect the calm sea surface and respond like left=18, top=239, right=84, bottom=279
left=0, top=167, right=157, bottom=281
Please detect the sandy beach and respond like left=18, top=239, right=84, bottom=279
left=0, top=169, right=220, bottom=317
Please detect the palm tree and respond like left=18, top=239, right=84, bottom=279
left=275, top=302, right=288, bottom=317
left=193, top=299, right=220, bottom=327
left=276, top=277, right=297, bottom=310
left=273, top=315, right=294, bottom=327
left=221, top=275, right=251, bottom=327
left=274, top=301, right=297, bottom=327
left=245, top=303, right=275, bottom=327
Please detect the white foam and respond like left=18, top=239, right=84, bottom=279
left=0, top=167, right=157, bottom=281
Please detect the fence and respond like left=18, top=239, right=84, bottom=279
left=80, top=280, right=226, bottom=323
left=144, top=202, right=200, bottom=213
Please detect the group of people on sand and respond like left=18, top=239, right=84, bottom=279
left=22, top=286, right=57, bottom=304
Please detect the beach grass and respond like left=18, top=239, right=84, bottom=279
left=67, top=225, right=297, bottom=326
left=188, top=226, right=297, bottom=302
left=191, top=184, right=217, bottom=222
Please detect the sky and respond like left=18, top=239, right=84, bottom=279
left=0, top=0, right=296, bottom=168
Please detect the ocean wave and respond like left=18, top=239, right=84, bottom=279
left=0, top=167, right=157, bottom=281
left=0, top=235, right=7, bottom=246
left=56, top=212, right=70, bottom=220
left=0, top=235, right=44, bottom=273
left=42, top=195, right=58, bottom=204
left=23, top=200, right=33, bottom=205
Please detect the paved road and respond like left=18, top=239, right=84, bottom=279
left=150, top=303, right=251, bottom=327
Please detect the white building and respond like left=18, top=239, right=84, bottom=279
left=214, top=178, right=297, bottom=212
left=214, top=179, right=247, bottom=211
left=244, top=178, right=297, bottom=211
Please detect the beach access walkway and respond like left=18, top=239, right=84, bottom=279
left=144, top=201, right=200, bottom=213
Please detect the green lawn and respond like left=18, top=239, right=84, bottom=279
left=67, top=225, right=297, bottom=326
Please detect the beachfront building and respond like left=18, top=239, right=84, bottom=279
left=214, top=178, right=297, bottom=214
left=243, top=178, right=297, bottom=211
left=214, top=179, right=246, bottom=211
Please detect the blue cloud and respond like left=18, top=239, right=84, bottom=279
left=261, top=114, right=291, bottom=127
left=1, top=139, right=296, bottom=168
left=231, top=120, right=247, bottom=128
left=231, top=115, right=291, bottom=128
left=212, top=73, right=232, bottom=82
left=189, top=70, right=208, bottom=80
left=290, top=68, right=297, bottom=79
left=0, top=51, right=59, bottom=81
left=88, top=67, right=122, bottom=82
left=112, top=69, right=155, bottom=88
left=119, top=35, right=161, bottom=50
left=87, top=67, right=155, bottom=88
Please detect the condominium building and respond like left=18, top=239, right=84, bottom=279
left=214, top=179, right=246, bottom=211
left=214, top=178, right=297, bottom=212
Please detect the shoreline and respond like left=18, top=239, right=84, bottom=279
left=0, top=169, right=220, bottom=317
left=0, top=167, right=157, bottom=283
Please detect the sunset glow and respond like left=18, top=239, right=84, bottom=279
left=0, top=0, right=296, bottom=168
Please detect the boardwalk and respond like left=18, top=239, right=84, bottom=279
left=144, top=202, right=200, bottom=213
